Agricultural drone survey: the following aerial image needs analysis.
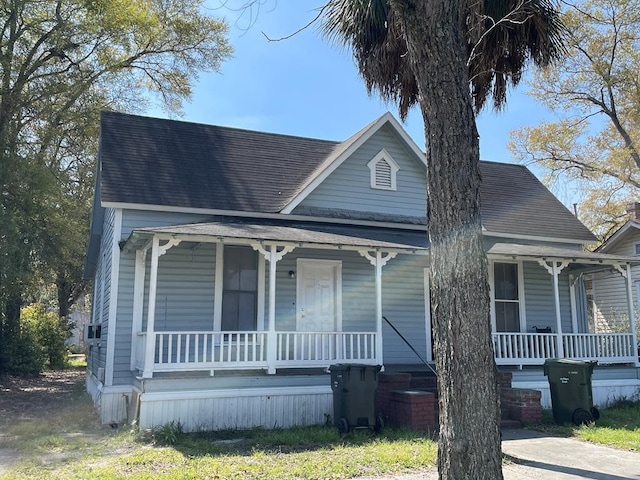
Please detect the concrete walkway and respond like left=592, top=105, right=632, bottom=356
left=352, top=429, right=640, bottom=480
left=500, top=429, right=640, bottom=480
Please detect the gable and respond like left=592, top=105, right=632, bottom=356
left=597, top=222, right=640, bottom=256
left=293, top=124, right=427, bottom=218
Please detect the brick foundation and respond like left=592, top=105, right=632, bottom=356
left=388, top=390, right=437, bottom=432
left=376, top=372, right=411, bottom=422
left=501, top=388, right=542, bottom=424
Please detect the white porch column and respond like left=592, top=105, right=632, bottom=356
left=613, top=263, right=640, bottom=367
left=142, top=237, right=181, bottom=378
left=252, top=243, right=295, bottom=374
left=625, top=265, right=639, bottom=367
left=130, top=242, right=150, bottom=370
left=359, top=250, right=397, bottom=367
left=538, top=260, right=569, bottom=358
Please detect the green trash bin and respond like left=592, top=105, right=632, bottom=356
left=329, top=364, right=383, bottom=433
left=543, top=358, right=599, bottom=425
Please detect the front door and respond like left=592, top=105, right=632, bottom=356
left=296, top=259, right=342, bottom=360
left=297, top=259, right=341, bottom=332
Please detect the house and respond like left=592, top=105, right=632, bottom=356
left=84, top=111, right=640, bottom=430
left=589, top=204, right=640, bottom=336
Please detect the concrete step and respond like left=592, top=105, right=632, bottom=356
left=500, top=419, right=522, bottom=429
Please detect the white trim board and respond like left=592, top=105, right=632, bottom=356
left=139, top=385, right=332, bottom=402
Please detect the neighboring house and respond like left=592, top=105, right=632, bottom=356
left=592, top=204, right=640, bottom=335
left=84, top=111, right=640, bottom=430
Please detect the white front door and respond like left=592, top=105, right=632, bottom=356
left=296, top=259, right=342, bottom=333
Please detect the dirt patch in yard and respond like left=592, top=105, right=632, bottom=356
left=0, top=369, right=87, bottom=428
left=0, top=369, right=91, bottom=474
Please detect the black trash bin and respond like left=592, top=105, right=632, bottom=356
left=329, top=364, right=383, bottom=433
left=543, top=358, right=599, bottom=425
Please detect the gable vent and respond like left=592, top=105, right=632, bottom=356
left=367, top=149, right=400, bottom=191
left=375, top=160, right=392, bottom=188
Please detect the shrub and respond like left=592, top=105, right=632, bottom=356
left=20, top=303, right=71, bottom=370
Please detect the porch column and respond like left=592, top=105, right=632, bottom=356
left=142, top=237, right=181, bottom=378
left=625, top=265, right=639, bottom=367
left=359, top=250, right=397, bottom=367
left=252, top=243, right=295, bottom=374
left=613, top=263, right=640, bottom=367
left=538, top=260, right=569, bottom=358
left=130, top=242, right=150, bottom=371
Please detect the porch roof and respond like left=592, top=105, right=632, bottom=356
left=487, top=242, right=639, bottom=265
left=125, top=220, right=430, bottom=253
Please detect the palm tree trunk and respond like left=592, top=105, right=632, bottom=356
left=390, top=1, right=503, bottom=478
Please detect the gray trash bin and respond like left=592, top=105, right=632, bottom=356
left=329, top=364, right=383, bottom=433
left=544, top=358, right=599, bottom=425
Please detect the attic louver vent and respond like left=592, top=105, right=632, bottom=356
left=375, top=160, right=392, bottom=188
left=367, top=149, right=399, bottom=191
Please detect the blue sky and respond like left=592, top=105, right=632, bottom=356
left=155, top=1, right=571, bottom=201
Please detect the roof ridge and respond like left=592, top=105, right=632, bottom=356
left=101, top=110, right=341, bottom=145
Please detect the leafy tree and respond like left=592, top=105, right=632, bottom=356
left=322, top=0, right=564, bottom=477
left=0, top=0, right=232, bottom=373
left=509, top=0, right=640, bottom=238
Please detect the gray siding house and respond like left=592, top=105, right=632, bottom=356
left=84, top=112, right=640, bottom=430
left=591, top=204, right=640, bottom=335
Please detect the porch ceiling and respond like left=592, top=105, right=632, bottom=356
left=124, top=219, right=430, bottom=253
left=487, top=242, right=639, bottom=265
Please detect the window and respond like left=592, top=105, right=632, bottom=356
left=221, top=246, right=258, bottom=331
left=367, top=149, right=399, bottom=190
left=633, top=242, right=640, bottom=256
left=493, top=262, right=521, bottom=332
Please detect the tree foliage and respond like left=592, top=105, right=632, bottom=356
left=0, top=0, right=231, bottom=373
left=509, top=0, right=640, bottom=239
left=322, top=1, right=564, bottom=478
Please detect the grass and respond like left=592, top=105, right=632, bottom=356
left=65, top=354, right=87, bottom=369
left=533, top=398, right=640, bottom=452
left=0, top=388, right=438, bottom=480
left=2, top=376, right=639, bottom=479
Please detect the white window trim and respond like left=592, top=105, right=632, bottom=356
left=214, top=244, right=262, bottom=333
left=424, top=268, right=433, bottom=362
left=633, top=241, right=640, bottom=256
left=367, top=149, right=400, bottom=191
left=488, top=260, right=526, bottom=333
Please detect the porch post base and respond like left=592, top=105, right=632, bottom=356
left=267, top=367, right=276, bottom=375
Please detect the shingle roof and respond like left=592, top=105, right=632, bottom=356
left=100, top=111, right=340, bottom=212
left=127, top=218, right=429, bottom=252
left=479, top=161, right=594, bottom=242
left=98, top=111, right=595, bottom=243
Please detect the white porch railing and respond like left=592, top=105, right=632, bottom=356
left=276, top=332, right=377, bottom=366
left=493, top=333, right=558, bottom=365
left=493, top=332, right=637, bottom=366
left=563, top=333, right=637, bottom=363
left=135, top=330, right=378, bottom=375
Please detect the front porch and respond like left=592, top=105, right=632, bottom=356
left=124, top=220, right=639, bottom=378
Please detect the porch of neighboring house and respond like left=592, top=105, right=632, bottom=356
left=124, top=225, right=639, bottom=381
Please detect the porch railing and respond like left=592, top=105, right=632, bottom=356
left=135, top=330, right=378, bottom=375
left=562, top=333, right=636, bottom=363
left=276, top=332, right=377, bottom=366
left=493, top=332, right=637, bottom=366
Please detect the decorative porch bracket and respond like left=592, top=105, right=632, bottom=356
left=252, top=243, right=296, bottom=374
left=612, top=263, right=640, bottom=366
left=538, top=260, right=569, bottom=358
left=358, top=250, right=398, bottom=367
left=142, top=238, right=181, bottom=378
